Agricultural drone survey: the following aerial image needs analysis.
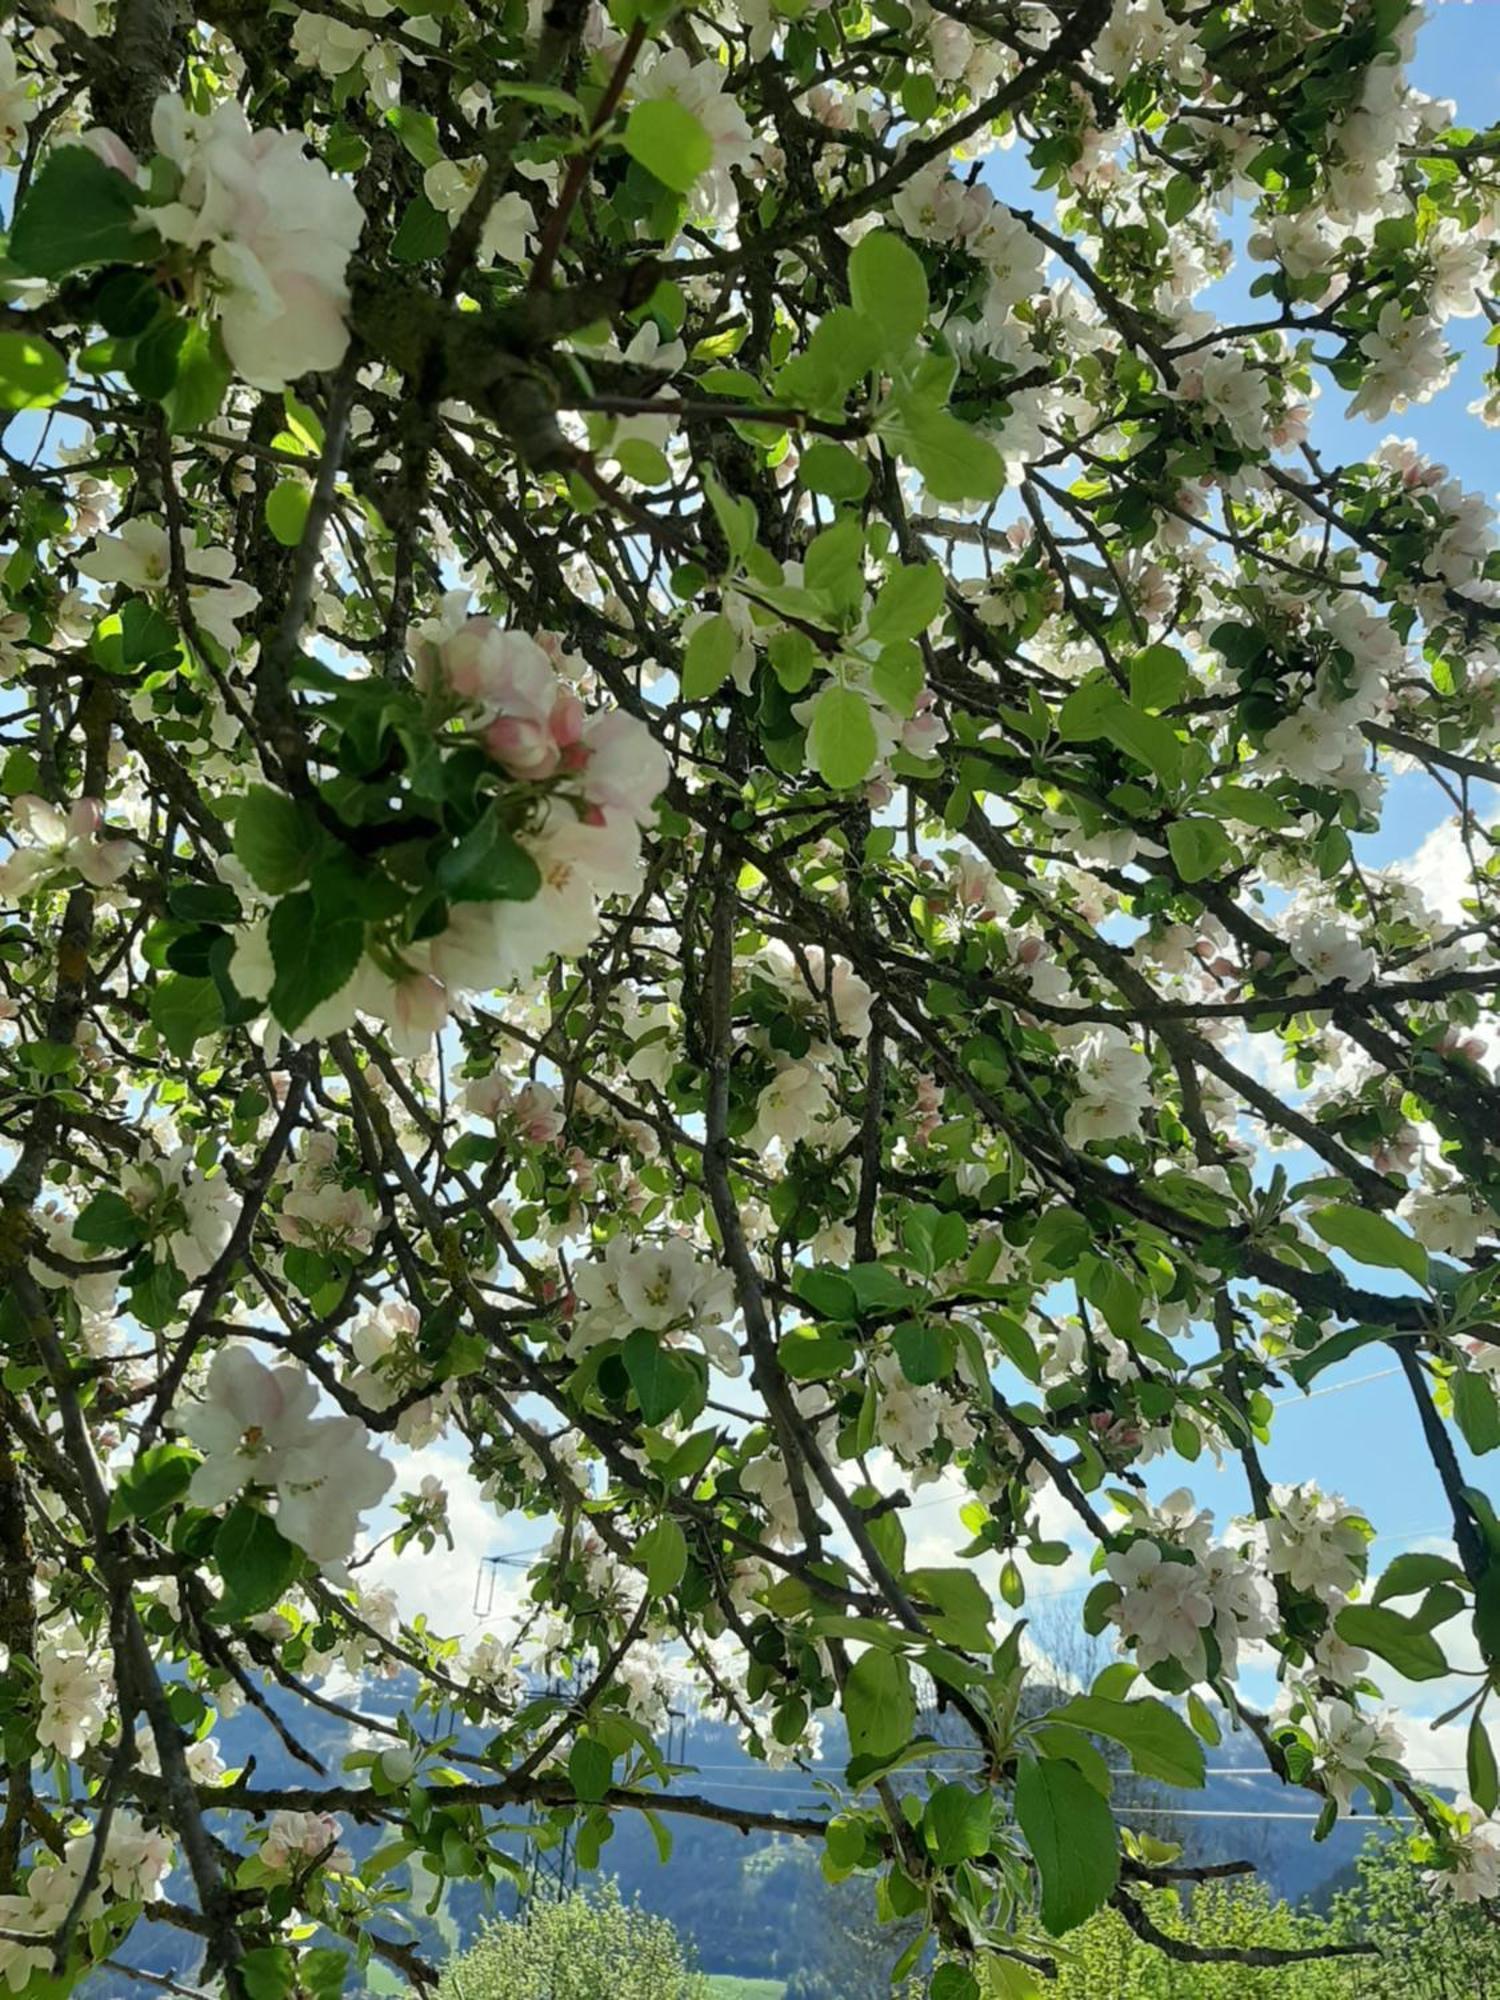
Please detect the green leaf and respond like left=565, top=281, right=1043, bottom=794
left=1057, top=675, right=1182, bottom=784
left=127, top=314, right=186, bottom=401
left=808, top=685, right=878, bottom=790
left=149, top=974, right=225, bottom=1060
left=776, top=307, right=885, bottom=412
left=1129, top=643, right=1190, bottom=711
left=905, top=1566, right=992, bottom=1649
left=877, top=394, right=1005, bottom=504
left=1029, top=1207, right=1092, bottom=1273
left=10, top=146, right=148, bottom=278
left=1335, top=1604, right=1448, bottom=1681
left=73, top=1190, right=145, bottom=1250
left=623, top=1329, right=696, bottom=1425
left=845, top=1263, right=916, bottom=1311
left=0, top=331, right=66, bottom=411
left=233, top=787, right=322, bottom=896
left=779, top=1329, right=855, bottom=1379
left=1056, top=675, right=1117, bottom=740
left=1372, top=1552, right=1466, bottom=1604
left=1469, top=1717, right=1499, bottom=1816
left=799, top=441, right=871, bottom=500
left=89, top=596, right=180, bottom=673
left=385, top=105, right=443, bottom=168
left=240, top=1946, right=296, bottom=2000
left=614, top=437, right=672, bottom=486
left=163, top=321, right=231, bottom=432
left=2, top=748, right=40, bottom=797
left=1166, top=818, right=1237, bottom=884
left=1286, top=1321, right=1390, bottom=1389
left=300, top=1949, right=349, bottom=2000
left=622, top=99, right=712, bottom=193
left=265, top=481, right=311, bottom=547
left=1310, top=1204, right=1429, bottom=1286
left=1164, top=173, right=1199, bottom=223
left=109, top=1443, right=197, bottom=1528
left=842, top=1648, right=915, bottom=1761
left=489, top=81, right=586, bottom=116
left=770, top=627, right=815, bottom=692
left=128, top=1257, right=186, bottom=1331
left=869, top=563, right=945, bottom=645
left=568, top=1737, right=614, bottom=1804
left=1204, top=783, right=1294, bottom=830
left=1187, top=1693, right=1221, bottom=1746
left=267, top=893, right=364, bottom=1033
left=1454, top=1369, right=1500, bottom=1455
left=893, top=1320, right=955, bottom=1387
left=391, top=194, right=450, bottom=264
left=794, top=1266, right=858, bottom=1320
left=434, top=813, right=542, bottom=904
left=215, top=1503, right=300, bottom=1617
left=924, top=1782, right=991, bottom=1865
left=637, top=1518, right=688, bottom=1598
left=681, top=612, right=738, bottom=700
left=849, top=229, right=930, bottom=356
left=663, top=1428, right=720, bottom=1488
left=804, top=513, right=865, bottom=610
left=703, top=472, right=757, bottom=559
left=872, top=643, right=922, bottom=718
left=1015, top=1756, right=1120, bottom=1935
left=1052, top=1695, right=1205, bottom=1788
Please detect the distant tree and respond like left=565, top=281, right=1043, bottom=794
left=921, top=1836, right=1500, bottom=1999
left=1327, top=1834, right=1500, bottom=2000
left=1043, top=1879, right=1356, bottom=2000
left=434, top=1884, right=709, bottom=2000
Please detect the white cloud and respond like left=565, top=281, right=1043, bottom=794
left=359, top=1436, right=540, bottom=1644
left=1396, top=809, right=1496, bottom=926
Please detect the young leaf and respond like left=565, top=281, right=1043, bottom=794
left=0, top=332, right=67, bottom=411
left=1167, top=818, right=1237, bottom=884
left=636, top=1518, right=688, bottom=1598
left=265, top=481, right=311, bottom=547
left=623, top=100, right=712, bottom=193
left=807, top=685, right=878, bottom=790
left=1310, top=1205, right=1429, bottom=1287
left=681, top=612, right=738, bottom=700
left=849, top=229, right=930, bottom=355
left=868, top=563, right=945, bottom=645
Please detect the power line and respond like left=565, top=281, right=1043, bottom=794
left=658, top=1760, right=1472, bottom=1791
left=1274, top=1366, right=1400, bottom=1405
left=643, top=1782, right=1422, bottom=1828
left=1112, top=1807, right=1415, bottom=1824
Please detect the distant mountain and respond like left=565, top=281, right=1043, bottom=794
left=94, top=1673, right=1400, bottom=1994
